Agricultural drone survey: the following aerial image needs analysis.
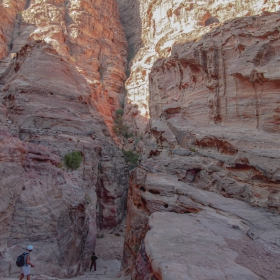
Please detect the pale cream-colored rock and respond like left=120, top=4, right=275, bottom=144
left=118, top=0, right=279, bottom=132
left=143, top=211, right=279, bottom=280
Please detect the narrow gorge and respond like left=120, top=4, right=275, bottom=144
left=0, top=1, right=280, bottom=280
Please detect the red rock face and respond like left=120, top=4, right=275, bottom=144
left=2, top=0, right=127, bottom=132
left=0, top=0, right=26, bottom=59
left=0, top=0, right=128, bottom=278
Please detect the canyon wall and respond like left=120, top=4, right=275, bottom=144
left=118, top=1, right=280, bottom=279
left=0, top=0, right=128, bottom=278
left=118, top=0, right=279, bottom=132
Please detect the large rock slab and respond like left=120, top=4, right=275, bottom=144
left=122, top=162, right=280, bottom=279
left=143, top=211, right=280, bottom=280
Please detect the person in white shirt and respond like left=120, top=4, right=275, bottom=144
left=19, top=245, right=35, bottom=280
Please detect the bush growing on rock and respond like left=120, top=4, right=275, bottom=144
left=64, top=151, right=83, bottom=170
left=189, top=147, right=197, bottom=153
left=115, top=108, right=124, bottom=116
left=122, top=149, right=139, bottom=170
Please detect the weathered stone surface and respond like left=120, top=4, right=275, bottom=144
left=121, top=12, right=280, bottom=215
left=0, top=0, right=128, bottom=278
left=144, top=211, right=278, bottom=280
left=122, top=161, right=280, bottom=279
left=118, top=2, right=280, bottom=280
left=2, top=0, right=128, bottom=132
left=118, top=0, right=279, bottom=132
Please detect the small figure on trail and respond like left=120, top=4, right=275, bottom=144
left=19, top=245, right=35, bottom=280
left=90, top=252, right=98, bottom=271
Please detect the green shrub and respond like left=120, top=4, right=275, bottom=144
left=133, top=244, right=140, bottom=254
left=64, top=151, right=83, bottom=170
left=113, top=109, right=133, bottom=138
left=189, top=147, right=197, bottom=153
left=115, top=108, right=124, bottom=116
left=122, top=149, right=139, bottom=170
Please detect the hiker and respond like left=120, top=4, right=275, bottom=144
left=90, top=252, right=98, bottom=271
left=19, top=245, right=35, bottom=280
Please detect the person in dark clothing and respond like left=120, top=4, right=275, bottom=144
left=90, top=252, right=98, bottom=271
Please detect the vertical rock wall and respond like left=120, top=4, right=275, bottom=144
left=118, top=1, right=280, bottom=279
left=0, top=0, right=128, bottom=278
left=118, top=0, right=279, bottom=132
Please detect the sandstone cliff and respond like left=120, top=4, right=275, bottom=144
left=1, top=0, right=280, bottom=279
left=118, top=0, right=279, bottom=131
left=0, top=0, right=128, bottom=278
left=118, top=1, right=280, bottom=279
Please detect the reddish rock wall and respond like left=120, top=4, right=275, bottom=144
left=0, top=0, right=128, bottom=278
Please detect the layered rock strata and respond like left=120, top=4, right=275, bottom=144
left=2, top=0, right=128, bottom=131
left=143, top=12, right=280, bottom=212
left=122, top=160, right=280, bottom=279
left=119, top=6, right=280, bottom=279
left=118, top=0, right=279, bottom=132
left=0, top=0, right=128, bottom=278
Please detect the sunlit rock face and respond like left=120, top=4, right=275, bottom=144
left=0, top=0, right=128, bottom=278
left=118, top=0, right=279, bottom=132
left=118, top=1, right=280, bottom=215
left=1, top=0, right=128, bottom=131
left=116, top=0, right=280, bottom=216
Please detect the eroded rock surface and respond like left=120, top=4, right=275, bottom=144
left=118, top=0, right=279, bottom=132
left=118, top=2, right=280, bottom=280
left=0, top=0, right=128, bottom=278
left=122, top=161, right=280, bottom=279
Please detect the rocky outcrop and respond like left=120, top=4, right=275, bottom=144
left=118, top=0, right=279, bottom=132
left=140, top=11, right=280, bottom=213
left=2, top=0, right=128, bottom=131
left=122, top=160, right=280, bottom=279
left=118, top=3, right=280, bottom=279
left=0, top=0, right=26, bottom=59
left=0, top=0, right=128, bottom=278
